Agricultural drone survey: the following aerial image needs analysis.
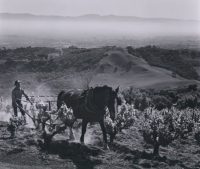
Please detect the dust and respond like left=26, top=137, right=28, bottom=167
left=0, top=97, right=13, bottom=122
left=0, top=76, right=98, bottom=145
left=0, top=85, right=53, bottom=129
left=70, top=127, right=97, bottom=145
left=0, top=111, right=12, bottom=122
left=0, top=103, right=35, bottom=128
left=34, top=83, right=56, bottom=97
left=84, top=128, right=98, bottom=145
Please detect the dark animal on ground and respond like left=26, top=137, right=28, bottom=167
left=57, top=86, right=120, bottom=149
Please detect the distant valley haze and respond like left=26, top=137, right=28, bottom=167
left=0, top=12, right=199, bottom=49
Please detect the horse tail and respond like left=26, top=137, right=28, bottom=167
left=57, top=90, right=65, bottom=110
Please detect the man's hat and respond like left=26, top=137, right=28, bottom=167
left=14, top=80, right=21, bottom=86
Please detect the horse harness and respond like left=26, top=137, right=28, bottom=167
left=83, top=88, right=105, bottom=114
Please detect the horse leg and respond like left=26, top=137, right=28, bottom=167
left=80, top=120, right=88, bottom=144
left=69, top=127, right=75, bottom=140
left=69, top=118, right=77, bottom=141
left=99, top=120, right=109, bottom=150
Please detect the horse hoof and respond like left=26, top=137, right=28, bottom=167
left=70, top=138, right=75, bottom=141
left=81, top=142, right=85, bottom=146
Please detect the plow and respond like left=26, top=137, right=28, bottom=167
left=5, top=95, right=79, bottom=148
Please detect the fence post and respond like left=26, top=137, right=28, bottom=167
left=48, top=101, right=51, bottom=111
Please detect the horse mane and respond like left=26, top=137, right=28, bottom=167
left=57, top=90, right=66, bottom=109
left=58, top=90, right=65, bottom=98
left=93, top=85, right=112, bottom=93
left=93, top=85, right=113, bottom=107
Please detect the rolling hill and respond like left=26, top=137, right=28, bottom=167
left=91, top=47, right=199, bottom=89
left=0, top=46, right=199, bottom=100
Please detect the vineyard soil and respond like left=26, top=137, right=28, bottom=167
left=0, top=120, right=200, bottom=169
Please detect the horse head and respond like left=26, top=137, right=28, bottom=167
left=92, top=86, right=120, bottom=121
left=107, top=86, right=120, bottom=121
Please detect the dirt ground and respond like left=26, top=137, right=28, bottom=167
left=0, top=120, right=200, bottom=169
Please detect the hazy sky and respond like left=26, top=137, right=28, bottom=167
left=0, top=0, right=199, bottom=20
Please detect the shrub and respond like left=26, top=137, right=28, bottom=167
left=105, top=101, right=137, bottom=143
left=142, top=108, right=176, bottom=156
left=152, top=95, right=172, bottom=111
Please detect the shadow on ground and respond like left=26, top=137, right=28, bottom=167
left=110, top=142, right=193, bottom=169
left=41, top=140, right=102, bottom=169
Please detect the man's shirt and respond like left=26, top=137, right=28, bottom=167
left=12, top=87, right=27, bottom=103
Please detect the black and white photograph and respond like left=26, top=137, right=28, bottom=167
left=0, top=0, right=200, bottom=168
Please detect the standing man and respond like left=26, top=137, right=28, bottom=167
left=12, top=80, right=32, bottom=122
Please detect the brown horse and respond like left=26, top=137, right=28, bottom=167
left=57, top=86, right=120, bottom=148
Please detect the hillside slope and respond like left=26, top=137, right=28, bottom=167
left=91, top=48, right=199, bottom=89
left=127, top=46, right=200, bottom=80
left=0, top=46, right=199, bottom=98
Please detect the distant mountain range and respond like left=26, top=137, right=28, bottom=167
left=0, top=13, right=199, bottom=22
